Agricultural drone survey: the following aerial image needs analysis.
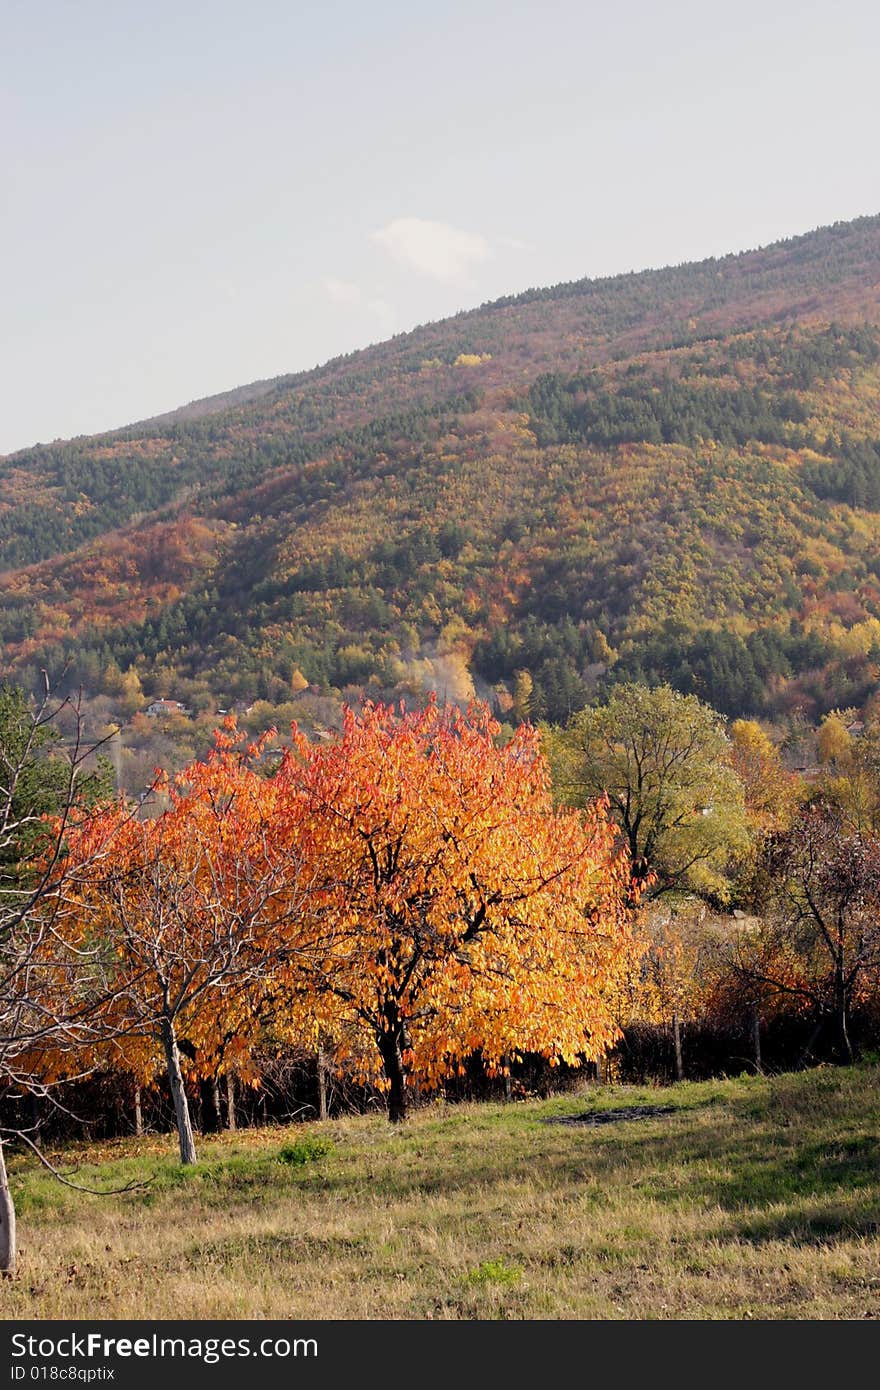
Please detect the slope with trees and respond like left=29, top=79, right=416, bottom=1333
left=4, top=217, right=880, bottom=736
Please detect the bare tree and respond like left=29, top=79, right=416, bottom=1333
left=737, top=800, right=880, bottom=1062
left=0, top=681, right=117, bottom=1276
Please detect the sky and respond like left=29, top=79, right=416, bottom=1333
left=2, top=0, right=880, bottom=455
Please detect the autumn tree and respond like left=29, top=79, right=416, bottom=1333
left=118, top=668, right=144, bottom=718
left=819, top=717, right=880, bottom=835
left=729, top=719, right=798, bottom=838
left=511, top=670, right=534, bottom=723
left=274, top=698, right=635, bottom=1122
left=64, top=726, right=310, bottom=1164
left=547, top=684, right=750, bottom=902
left=621, top=905, right=717, bottom=1081
left=727, top=718, right=800, bottom=908
left=816, top=710, right=854, bottom=770
left=741, top=800, right=880, bottom=1062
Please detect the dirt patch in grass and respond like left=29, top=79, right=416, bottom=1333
left=544, top=1105, right=676, bottom=1126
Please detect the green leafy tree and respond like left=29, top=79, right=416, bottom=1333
left=547, top=683, right=749, bottom=902
left=1, top=685, right=82, bottom=872
left=0, top=683, right=114, bottom=875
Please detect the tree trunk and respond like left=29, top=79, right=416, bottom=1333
left=199, top=1076, right=222, bottom=1133
left=133, top=1082, right=143, bottom=1137
left=162, top=1018, right=198, bottom=1165
left=317, top=1047, right=329, bottom=1122
left=377, top=1029, right=408, bottom=1123
left=835, top=971, right=854, bottom=1063
left=502, top=1052, right=512, bottom=1103
left=751, top=1008, right=763, bottom=1075
left=838, top=1002, right=854, bottom=1063
left=672, top=1011, right=684, bottom=1082
left=0, top=1138, right=16, bottom=1278
left=225, top=1073, right=236, bottom=1131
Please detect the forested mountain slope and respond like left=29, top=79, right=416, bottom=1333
left=4, top=213, right=880, bottom=724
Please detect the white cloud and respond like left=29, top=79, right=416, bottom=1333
left=372, top=217, right=492, bottom=282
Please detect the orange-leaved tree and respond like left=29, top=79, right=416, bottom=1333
left=274, top=698, right=636, bottom=1122
left=63, top=724, right=311, bottom=1164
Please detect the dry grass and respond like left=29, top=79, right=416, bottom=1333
left=3, top=1066, right=880, bottom=1320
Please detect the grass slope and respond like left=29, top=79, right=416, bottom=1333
left=4, top=1066, right=880, bottom=1320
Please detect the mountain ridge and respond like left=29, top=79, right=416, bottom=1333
left=4, top=211, right=880, bottom=746
left=7, top=212, right=879, bottom=457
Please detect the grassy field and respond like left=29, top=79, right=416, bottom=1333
left=3, top=1066, right=880, bottom=1320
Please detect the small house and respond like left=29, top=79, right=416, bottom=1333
left=146, top=699, right=189, bottom=718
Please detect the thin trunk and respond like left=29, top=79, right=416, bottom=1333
left=0, top=1138, right=16, bottom=1278
left=133, top=1082, right=143, bottom=1137
left=377, top=1029, right=408, bottom=1123
left=502, top=1052, right=512, bottom=1103
left=198, top=1076, right=222, bottom=1133
left=839, top=1000, right=854, bottom=1063
left=751, top=1007, right=763, bottom=1075
left=836, top=968, right=854, bottom=1063
left=225, top=1073, right=236, bottom=1131
left=672, top=1011, right=684, bottom=1082
left=316, top=1047, right=329, bottom=1122
left=162, top=1018, right=198, bottom=1165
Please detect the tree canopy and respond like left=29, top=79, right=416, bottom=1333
left=546, top=683, right=749, bottom=903
left=273, top=699, right=636, bottom=1120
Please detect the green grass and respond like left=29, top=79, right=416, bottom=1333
left=276, top=1135, right=334, bottom=1166
left=3, top=1066, right=880, bottom=1319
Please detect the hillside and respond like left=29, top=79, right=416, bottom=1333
left=4, top=213, right=880, bottom=735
